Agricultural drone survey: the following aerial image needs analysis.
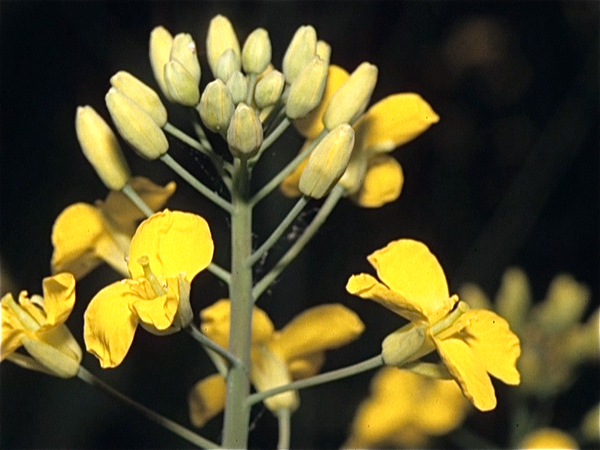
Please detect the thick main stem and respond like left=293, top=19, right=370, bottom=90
left=221, top=158, right=254, bottom=449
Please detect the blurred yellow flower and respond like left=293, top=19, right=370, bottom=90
left=347, top=239, right=521, bottom=411
left=83, top=210, right=214, bottom=369
left=344, top=367, right=471, bottom=449
left=518, top=428, right=579, bottom=449
left=1, top=273, right=82, bottom=378
left=189, top=301, right=364, bottom=426
left=51, top=177, right=176, bottom=279
left=282, top=65, right=438, bottom=208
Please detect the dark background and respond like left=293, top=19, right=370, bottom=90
left=1, top=1, right=598, bottom=448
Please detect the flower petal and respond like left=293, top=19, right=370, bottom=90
left=268, top=304, right=364, bottom=362
left=434, top=336, right=496, bottom=411
left=83, top=280, right=140, bottom=368
left=50, top=203, right=108, bottom=279
left=287, top=352, right=326, bottom=379
left=454, top=309, right=521, bottom=385
left=351, top=155, right=404, bottom=208
left=98, top=176, right=177, bottom=236
left=1, top=294, right=25, bottom=360
left=353, top=93, right=439, bottom=154
left=130, top=278, right=179, bottom=331
left=280, top=141, right=310, bottom=198
left=39, top=273, right=76, bottom=328
left=128, top=210, right=214, bottom=281
left=200, top=299, right=274, bottom=349
left=367, top=239, right=453, bottom=324
left=346, top=273, right=429, bottom=323
left=188, top=374, right=227, bottom=427
left=293, top=65, right=349, bottom=139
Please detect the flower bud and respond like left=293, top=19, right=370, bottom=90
left=299, top=124, right=354, bottom=198
left=495, top=268, right=531, bottom=334
left=170, top=33, right=201, bottom=84
left=164, top=60, right=201, bottom=106
left=242, top=28, right=272, bottom=74
left=286, top=56, right=328, bottom=119
left=75, top=106, right=131, bottom=190
left=226, top=70, right=248, bottom=105
left=215, top=48, right=241, bottom=82
left=254, top=69, right=285, bottom=109
left=381, top=324, right=427, bottom=367
left=282, top=25, right=317, bottom=83
left=227, top=103, right=263, bottom=159
left=21, top=333, right=81, bottom=378
left=323, top=62, right=378, bottom=130
left=149, top=26, right=174, bottom=101
left=206, top=15, right=240, bottom=77
left=251, top=345, right=299, bottom=412
left=316, top=40, right=331, bottom=65
left=197, top=79, right=235, bottom=133
left=110, top=71, right=167, bottom=127
left=106, top=87, right=169, bottom=159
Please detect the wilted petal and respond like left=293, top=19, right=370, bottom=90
left=1, top=294, right=26, bottom=360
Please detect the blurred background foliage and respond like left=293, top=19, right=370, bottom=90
left=1, top=1, right=598, bottom=448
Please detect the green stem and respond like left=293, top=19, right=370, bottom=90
left=121, top=182, right=231, bottom=284
left=160, top=153, right=234, bottom=214
left=186, top=324, right=241, bottom=367
left=247, top=196, right=309, bottom=267
left=276, top=408, right=291, bottom=450
left=249, top=129, right=327, bottom=206
left=252, top=184, right=344, bottom=301
left=247, top=354, right=383, bottom=407
left=221, top=158, right=254, bottom=449
left=76, top=366, right=219, bottom=449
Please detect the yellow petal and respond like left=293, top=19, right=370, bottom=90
left=268, top=304, right=364, bottom=363
left=280, top=142, right=310, bottom=198
left=1, top=294, right=25, bottom=360
left=434, top=337, right=496, bottom=411
left=251, top=345, right=299, bottom=412
left=367, top=239, right=454, bottom=324
left=452, top=309, right=521, bottom=385
left=287, top=352, right=326, bottom=379
left=353, top=93, right=439, bottom=154
left=351, top=155, right=404, bottom=208
left=39, top=273, right=76, bottom=328
left=519, top=428, right=579, bottom=449
left=130, top=278, right=179, bottom=331
left=200, top=299, right=274, bottom=349
left=293, top=65, right=349, bottom=139
left=50, top=203, right=108, bottom=278
left=128, top=210, right=214, bottom=281
left=347, top=273, right=430, bottom=323
left=83, top=280, right=140, bottom=368
left=97, top=176, right=177, bottom=236
left=188, top=374, right=227, bottom=427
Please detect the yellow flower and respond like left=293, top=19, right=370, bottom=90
left=347, top=239, right=521, bottom=411
left=83, top=210, right=214, bottom=369
left=51, top=177, right=176, bottom=279
left=519, top=428, right=579, bottom=449
left=344, top=367, right=471, bottom=449
left=1, top=273, right=82, bottom=378
left=188, top=301, right=364, bottom=426
left=282, top=65, right=438, bottom=208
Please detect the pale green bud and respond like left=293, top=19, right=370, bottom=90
left=206, top=15, right=240, bottom=77
left=227, top=103, right=263, bottom=158
left=242, top=28, right=272, bottom=74
left=226, top=71, right=248, bottom=105
left=254, top=70, right=285, bottom=108
left=580, top=403, right=599, bottom=442
left=197, top=79, right=235, bottom=133
left=323, top=62, right=378, bottom=130
left=381, top=324, right=426, bottom=367
left=149, top=26, right=174, bottom=101
left=110, top=71, right=167, bottom=127
left=215, top=48, right=241, bottom=82
left=316, top=40, right=331, bottom=65
left=299, top=124, right=354, bottom=198
left=286, top=56, right=328, bottom=119
left=495, top=268, right=531, bottom=334
left=75, top=106, right=131, bottom=190
left=164, top=60, right=201, bottom=106
left=170, top=33, right=201, bottom=85
left=105, top=87, right=169, bottom=159
left=282, top=25, right=317, bottom=83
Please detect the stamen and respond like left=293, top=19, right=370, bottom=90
left=430, top=300, right=469, bottom=336
left=138, top=256, right=167, bottom=296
